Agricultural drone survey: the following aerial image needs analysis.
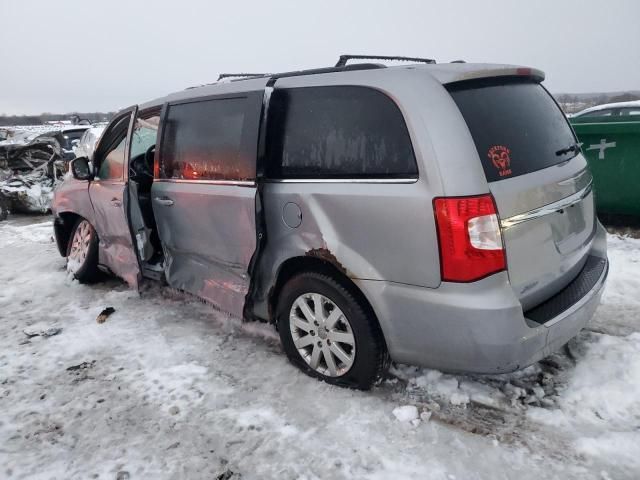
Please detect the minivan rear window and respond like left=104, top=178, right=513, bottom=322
left=448, top=80, right=577, bottom=182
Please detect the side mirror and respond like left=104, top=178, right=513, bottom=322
left=70, top=156, right=93, bottom=181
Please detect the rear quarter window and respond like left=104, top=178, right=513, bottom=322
left=448, top=79, right=577, bottom=182
left=266, top=86, right=417, bottom=179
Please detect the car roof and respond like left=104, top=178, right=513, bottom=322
left=138, top=62, right=544, bottom=111
left=59, top=126, right=90, bottom=133
left=574, top=100, right=640, bottom=116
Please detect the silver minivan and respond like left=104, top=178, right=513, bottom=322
left=52, top=56, right=608, bottom=389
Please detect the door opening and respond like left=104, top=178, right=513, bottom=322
left=127, top=109, right=163, bottom=277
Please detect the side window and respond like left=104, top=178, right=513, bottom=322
left=130, top=112, right=160, bottom=159
left=97, top=137, right=126, bottom=180
left=266, top=86, right=418, bottom=179
left=586, top=108, right=614, bottom=118
left=159, top=97, right=255, bottom=181
left=620, top=108, right=640, bottom=116
left=95, top=114, right=131, bottom=181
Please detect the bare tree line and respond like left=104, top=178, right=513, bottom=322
left=2, top=90, right=639, bottom=126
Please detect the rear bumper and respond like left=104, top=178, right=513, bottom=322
left=355, top=222, right=608, bottom=373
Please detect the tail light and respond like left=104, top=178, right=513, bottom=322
left=433, top=194, right=506, bottom=282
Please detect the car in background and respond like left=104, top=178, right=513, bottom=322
left=73, top=124, right=106, bottom=160
left=54, top=127, right=92, bottom=160
left=571, top=100, right=640, bottom=119
left=0, top=125, right=90, bottom=218
left=0, top=125, right=89, bottom=173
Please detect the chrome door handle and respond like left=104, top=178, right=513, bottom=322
left=154, top=197, right=174, bottom=206
left=110, top=198, right=122, bottom=207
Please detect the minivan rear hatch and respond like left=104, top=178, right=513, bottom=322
left=448, top=78, right=597, bottom=311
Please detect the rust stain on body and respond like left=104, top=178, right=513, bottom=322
left=305, top=247, right=349, bottom=277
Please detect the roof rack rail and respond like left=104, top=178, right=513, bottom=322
left=335, top=54, right=436, bottom=67
left=268, top=63, right=384, bottom=83
left=217, top=73, right=271, bottom=81
left=186, top=63, right=387, bottom=91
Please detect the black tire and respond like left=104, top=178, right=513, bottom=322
left=66, top=217, right=101, bottom=283
left=276, top=271, right=388, bottom=390
left=0, top=199, right=8, bottom=221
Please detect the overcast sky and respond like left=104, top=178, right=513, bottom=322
left=1, top=0, right=639, bottom=115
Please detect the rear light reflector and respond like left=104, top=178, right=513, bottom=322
left=468, top=213, right=502, bottom=250
left=433, top=194, right=506, bottom=282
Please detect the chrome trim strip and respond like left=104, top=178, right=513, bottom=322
left=265, top=178, right=418, bottom=184
left=154, top=179, right=256, bottom=186
left=500, top=180, right=593, bottom=229
left=92, top=180, right=126, bottom=186
left=557, top=168, right=591, bottom=186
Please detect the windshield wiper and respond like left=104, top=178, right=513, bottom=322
left=556, top=143, right=581, bottom=156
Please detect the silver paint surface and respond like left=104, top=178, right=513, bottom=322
left=52, top=177, right=95, bottom=226
left=488, top=157, right=597, bottom=310
left=151, top=181, right=257, bottom=318
left=260, top=181, right=440, bottom=286
left=354, top=222, right=607, bottom=372
left=89, top=180, right=140, bottom=287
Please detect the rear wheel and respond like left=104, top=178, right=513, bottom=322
left=277, top=271, right=388, bottom=389
left=66, top=218, right=101, bottom=283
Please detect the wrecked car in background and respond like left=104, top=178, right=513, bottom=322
left=0, top=125, right=90, bottom=219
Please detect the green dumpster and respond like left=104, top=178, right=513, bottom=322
left=571, top=116, right=640, bottom=217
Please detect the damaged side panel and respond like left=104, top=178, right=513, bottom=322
left=87, top=108, right=141, bottom=288
left=151, top=89, right=264, bottom=318
left=90, top=181, right=141, bottom=287
left=152, top=181, right=257, bottom=318
left=249, top=181, right=441, bottom=320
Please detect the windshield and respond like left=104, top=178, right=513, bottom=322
left=448, top=79, right=577, bottom=182
left=61, top=130, right=86, bottom=150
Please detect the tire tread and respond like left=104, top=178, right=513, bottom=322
left=277, top=271, right=388, bottom=389
left=66, top=218, right=102, bottom=284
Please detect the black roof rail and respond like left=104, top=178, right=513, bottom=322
left=186, top=63, right=387, bottom=91
left=335, top=54, right=436, bottom=67
left=217, top=73, right=271, bottom=81
left=268, top=63, right=384, bottom=83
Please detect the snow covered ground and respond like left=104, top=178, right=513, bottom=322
left=1, top=215, right=639, bottom=480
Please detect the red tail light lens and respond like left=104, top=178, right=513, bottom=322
left=433, top=194, right=506, bottom=282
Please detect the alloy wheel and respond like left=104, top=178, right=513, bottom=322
left=68, top=220, right=91, bottom=273
left=289, top=293, right=356, bottom=377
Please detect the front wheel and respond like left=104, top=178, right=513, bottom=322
left=66, top=218, right=101, bottom=283
left=277, top=272, right=388, bottom=390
